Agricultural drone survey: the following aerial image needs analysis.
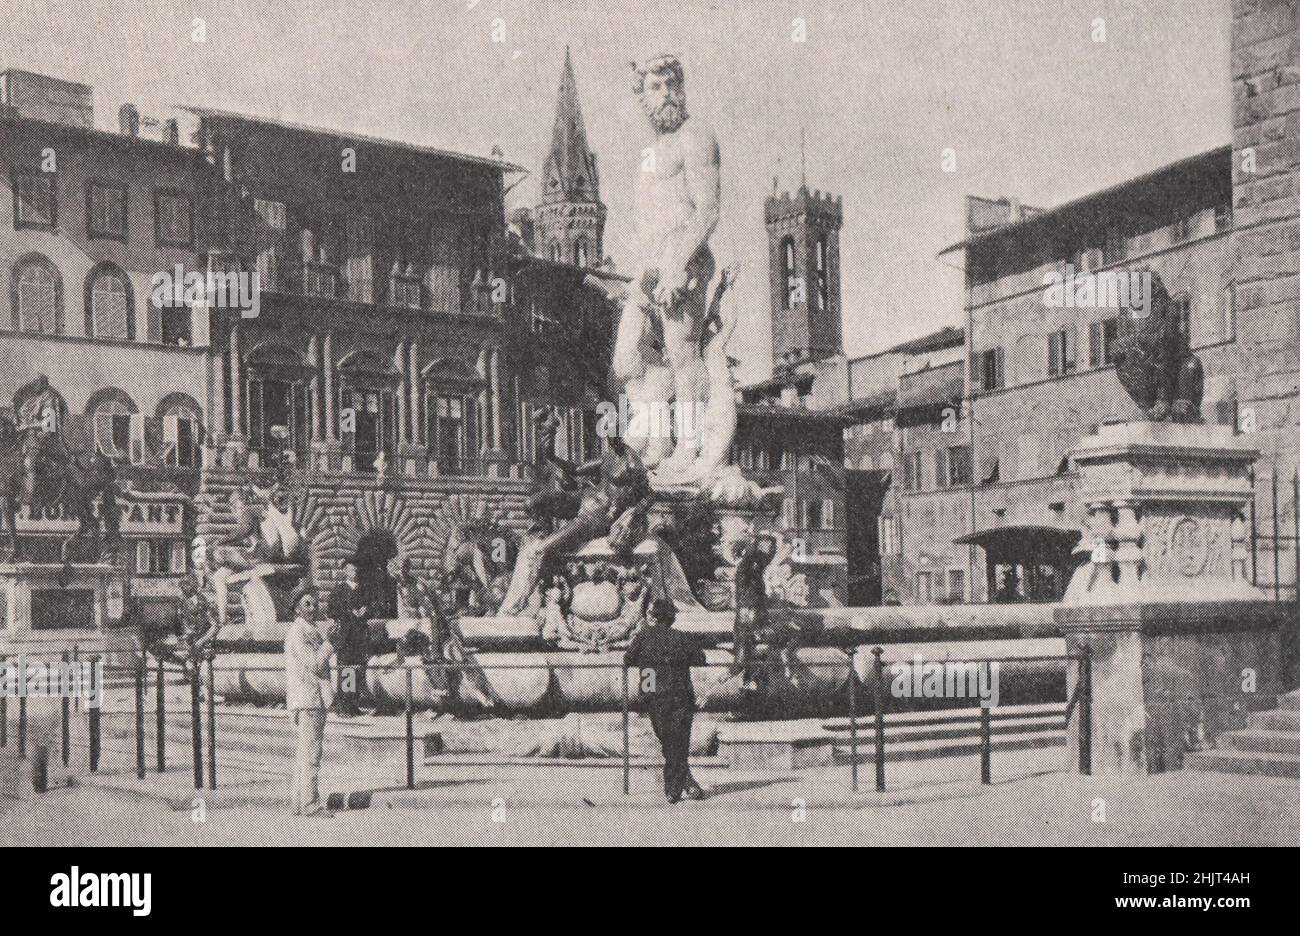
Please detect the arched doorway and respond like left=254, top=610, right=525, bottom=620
left=353, top=529, right=399, bottom=619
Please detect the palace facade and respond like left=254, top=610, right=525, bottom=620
left=0, top=59, right=619, bottom=622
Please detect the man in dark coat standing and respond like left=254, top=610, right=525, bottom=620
left=624, top=599, right=707, bottom=803
left=328, top=558, right=370, bottom=717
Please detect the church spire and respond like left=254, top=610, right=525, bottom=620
left=542, top=45, right=599, bottom=205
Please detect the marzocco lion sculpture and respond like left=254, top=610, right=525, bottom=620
left=1113, top=271, right=1204, bottom=423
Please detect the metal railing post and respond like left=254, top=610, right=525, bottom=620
left=979, top=705, right=992, bottom=785
left=88, top=655, right=101, bottom=773
left=1293, top=467, right=1299, bottom=603
left=848, top=647, right=858, bottom=793
left=205, top=656, right=217, bottom=791
left=872, top=647, right=886, bottom=793
left=1271, top=467, right=1282, bottom=601
left=622, top=662, right=631, bottom=796
left=190, top=659, right=203, bottom=790
left=0, top=655, right=7, bottom=748
left=134, top=653, right=145, bottom=780
left=1078, top=647, right=1093, bottom=776
left=1250, top=466, right=1258, bottom=585
left=60, top=651, right=70, bottom=767
left=404, top=666, right=415, bottom=790
left=156, top=655, right=166, bottom=773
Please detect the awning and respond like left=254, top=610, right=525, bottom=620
left=954, top=525, right=1081, bottom=564
left=896, top=371, right=964, bottom=411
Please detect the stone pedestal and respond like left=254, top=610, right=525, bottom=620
left=1055, top=422, right=1286, bottom=775
left=0, top=563, right=124, bottom=656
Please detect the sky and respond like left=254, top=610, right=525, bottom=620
left=0, top=0, right=1231, bottom=383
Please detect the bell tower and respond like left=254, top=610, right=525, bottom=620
left=765, top=181, right=844, bottom=369
left=534, top=47, right=606, bottom=267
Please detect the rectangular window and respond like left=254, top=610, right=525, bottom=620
left=429, top=394, right=470, bottom=473
left=342, top=386, right=395, bottom=470
left=1221, top=285, right=1236, bottom=343
left=904, top=450, right=923, bottom=491
left=249, top=378, right=311, bottom=457
left=915, top=571, right=934, bottom=605
left=253, top=199, right=287, bottom=291
left=345, top=214, right=375, bottom=303
left=160, top=302, right=192, bottom=347
left=804, top=499, right=822, bottom=530
left=782, top=498, right=796, bottom=530
left=1215, top=203, right=1232, bottom=234
left=878, top=516, right=901, bottom=556
left=947, top=569, right=966, bottom=604
left=1089, top=318, right=1119, bottom=367
left=88, top=182, right=127, bottom=239
left=948, top=444, right=972, bottom=486
left=820, top=499, right=835, bottom=530
left=978, top=347, right=1004, bottom=392
left=1047, top=328, right=1075, bottom=377
left=155, top=191, right=193, bottom=247
left=14, top=171, right=56, bottom=230
left=1170, top=216, right=1193, bottom=243
left=136, top=539, right=189, bottom=576
left=934, top=448, right=949, bottom=490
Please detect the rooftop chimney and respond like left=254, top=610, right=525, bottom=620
left=119, top=103, right=139, bottom=136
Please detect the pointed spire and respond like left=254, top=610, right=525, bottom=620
left=542, top=46, right=600, bottom=205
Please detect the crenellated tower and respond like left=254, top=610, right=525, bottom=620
left=765, top=183, right=844, bottom=369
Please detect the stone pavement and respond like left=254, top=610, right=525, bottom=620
left=5, top=740, right=1280, bottom=846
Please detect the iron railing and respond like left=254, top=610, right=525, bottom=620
left=1, top=647, right=1092, bottom=797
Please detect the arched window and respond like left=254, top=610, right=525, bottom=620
left=11, top=255, right=63, bottom=334
left=815, top=236, right=829, bottom=314
left=781, top=237, right=797, bottom=310
left=1172, top=292, right=1192, bottom=347
left=549, top=241, right=562, bottom=262
left=85, top=264, right=134, bottom=340
left=158, top=393, right=204, bottom=468
left=575, top=238, right=588, bottom=268
left=86, top=388, right=139, bottom=462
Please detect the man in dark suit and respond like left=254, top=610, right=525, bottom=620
left=328, top=559, right=370, bottom=717
left=624, top=599, right=706, bottom=803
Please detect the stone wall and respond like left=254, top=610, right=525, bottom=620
left=196, top=464, right=535, bottom=598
